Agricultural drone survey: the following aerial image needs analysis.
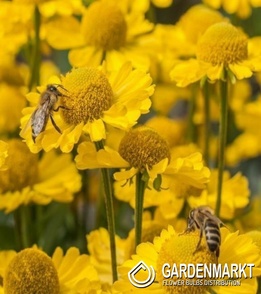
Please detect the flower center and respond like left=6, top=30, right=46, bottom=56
left=81, top=0, right=127, bottom=50
left=157, top=231, right=217, bottom=294
left=196, top=22, right=248, bottom=65
left=4, top=248, right=59, bottom=294
left=0, top=140, right=38, bottom=193
left=119, top=127, right=171, bottom=170
left=61, top=67, right=113, bottom=125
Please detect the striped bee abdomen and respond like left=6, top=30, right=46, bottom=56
left=205, top=219, right=221, bottom=256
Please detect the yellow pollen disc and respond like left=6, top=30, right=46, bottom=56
left=0, top=140, right=38, bottom=193
left=119, top=127, right=171, bottom=170
left=157, top=231, right=217, bottom=294
left=61, top=67, right=113, bottom=125
left=196, top=22, right=248, bottom=65
left=4, top=248, right=59, bottom=294
left=81, top=0, right=127, bottom=50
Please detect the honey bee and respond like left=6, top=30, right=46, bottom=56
left=184, top=206, right=224, bottom=257
left=27, top=84, right=69, bottom=142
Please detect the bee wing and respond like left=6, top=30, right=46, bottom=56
left=20, top=109, right=37, bottom=137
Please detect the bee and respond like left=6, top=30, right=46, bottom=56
left=27, top=84, right=69, bottom=142
left=184, top=206, right=224, bottom=257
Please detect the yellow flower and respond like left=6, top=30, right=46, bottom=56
left=130, top=0, right=173, bottom=12
left=0, top=84, right=26, bottom=133
left=226, top=95, right=261, bottom=165
left=77, top=132, right=210, bottom=218
left=113, top=226, right=261, bottom=293
left=0, top=139, right=81, bottom=213
left=0, top=140, right=8, bottom=171
left=171, top=22, right=261, bottom=87
left=188, top=170, right=250, bottom=220
left=76, top=126, right=171, bottom=183
left=145, top=116, right=186, bottom=148
left=176, top=4, right=228, bottom=45
left=116, top=144, right=210, bottom=218
left=20, top=63, right=154, bottom=153
left=1, top=247, right=101, bottom=294
left=45, top=0, right=155, bottom=71
left=235, top=197, right=261, bottom=232
left=87, top=228, right=127, bottom=284
left=0, top=1, right=33, bottom=58
left=203, top=0, right=261, bottom=19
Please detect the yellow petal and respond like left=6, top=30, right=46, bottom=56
left=114, top=167, right=138, bottom=181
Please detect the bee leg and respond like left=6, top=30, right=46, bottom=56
left=179, top=227, right=193, bottom=236
left=53, top=105, right=71, bottom=111
left=50, top=115, right=62, bottom=134
left=193, top=228, right=203, bottom=254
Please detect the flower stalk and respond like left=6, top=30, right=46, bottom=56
left=203, top=82, right=211, bottom=166
left=29, top=5, right=41, bottom=91
left=135, top=171, right=146, bottom=247
left=215, top=75, right=228, bottom=217
left=94, top=141, right=118, bottom=282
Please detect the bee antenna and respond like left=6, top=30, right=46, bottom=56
left=56, top=84, right=68, bottom=92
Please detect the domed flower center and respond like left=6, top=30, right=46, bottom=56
left=81, top=0, right=127, bottom=50
left=60, top=67, right=113, bottom=125
left=0, top=140, right=38, bottom=193
left=157, top=231, right=217, bottom=293
left=4, top=248, right=59, bottom=294
left=196, top=22, right=248, bottom=65
left=119, top=127, right=171, bottom=171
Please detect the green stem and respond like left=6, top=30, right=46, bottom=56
left=215, top=77, right=228, bottom=217
left=28, top=6, right=41, bottom=91
left=21, top=206, right=31, bottom=248
left=135, top=172, right=146, bottom=247
left=94, top=141, right=118, bottom=282
left=187, top=85, right=197, bottom=143
left=203, top=83, right=210, bottom=166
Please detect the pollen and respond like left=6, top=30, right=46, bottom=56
left=119, top=127, right=171, bottom=171
left=60, top=67, right=113, bottom=125
left=0, top=140, right=38, bottom=193
left=157, top=231, right=217, bottom=293
left=4, top=248, right=59, bottom=294
left=81, top=0, right=127, bottom=50
left=196, top=22, right=248, bottom=65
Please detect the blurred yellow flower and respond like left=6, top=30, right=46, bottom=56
left=0, top=84, right=26, bottom=133
left=0, top=139, right=81, bottom=213
left=113, top=226, right=261, bottom=293
left=0, top=140, right=8, bottom=171
left=20, top=63, right=154, bottom=153
left=130, top=0, right=173, bottom=12
left=188, top=170, right=250, bottom=220
left=226, top=95, right=261, bottom=165
left=176, top=4, right=228, bottom=45
left=45, top=0, right=155, bottom=71
left=1, top=247, right=101, bottom=294
left=171, top=22, right=261, bottom=87
left=87, top=228, right=127, bottom=284
left=203, top=0, right=261, bottom=19
left=0, top=1, right=33, bottom=59
left=145, top=116, right=186, bottom=148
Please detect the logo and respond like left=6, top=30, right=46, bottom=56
left=128, top=261, right=156, bottom=288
